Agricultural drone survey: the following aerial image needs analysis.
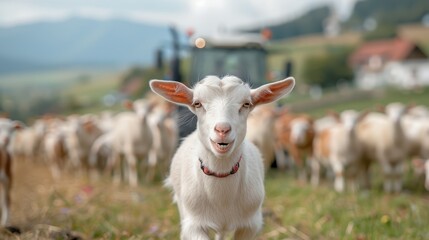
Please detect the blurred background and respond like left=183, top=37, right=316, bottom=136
left=0, top=0, right=428, bottom=122
left=1, top=0, right=429, bottom=239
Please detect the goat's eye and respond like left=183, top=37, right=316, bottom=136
left=242, top=102, right=252, bottom=108
left=193, top=101, right=202, bottom=108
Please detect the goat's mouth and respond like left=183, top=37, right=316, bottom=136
left=210, top=139, right=234, bottom=154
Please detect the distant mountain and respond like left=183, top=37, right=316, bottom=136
left=0, top=18, right=171, bottom=73
left=245, top=0, right=429, bottom=41
left=346, top=0, right=429, bottom=29
left=243, top=6, right=331, bottom=40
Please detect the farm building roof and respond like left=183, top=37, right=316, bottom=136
left=348, top=38, right=427, bottom=68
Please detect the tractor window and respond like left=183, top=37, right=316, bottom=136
left=190, top=47, right=267, bottom=87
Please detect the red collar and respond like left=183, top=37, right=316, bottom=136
left=199, top=155, right=242, bottom=178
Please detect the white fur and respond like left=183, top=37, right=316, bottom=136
left=108, top=99, right=153, bottom=186
left=401, top=113, right=429, bottom=190
left=356, top=103, right=409, bottom=193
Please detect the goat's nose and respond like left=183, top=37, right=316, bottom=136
left=214, top=122, right=231, bottom=135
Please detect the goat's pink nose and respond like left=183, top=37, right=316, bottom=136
left=214, top=122, right=231, bottom=135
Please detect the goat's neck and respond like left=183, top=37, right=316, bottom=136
left=197, top=144, right=243, bottom=174
left=343, top=128, right=356, bottom=147
left=392, top=118, right=405, bottom=145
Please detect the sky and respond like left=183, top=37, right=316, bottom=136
left=0, top=0, right=358, bottom=34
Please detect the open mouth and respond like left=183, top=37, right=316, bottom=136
left=210, top=139, right=234, bottom=154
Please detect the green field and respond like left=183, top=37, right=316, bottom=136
left=282, top=86, right=429, bottom=117
left=0, top=68, right=123, bottom=121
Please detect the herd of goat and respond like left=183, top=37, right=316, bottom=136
left=0, top=87, right=428, bottom=227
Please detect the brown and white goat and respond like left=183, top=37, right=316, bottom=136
left=275, top=113, right=315, bottom=181
left=246, top=104, right=277, bottom=171
left=313, top=110, right=367, bottom=192
left=0, top=118, right=23, bottom=226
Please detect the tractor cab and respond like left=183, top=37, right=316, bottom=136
left=188, top=33, right=268, bottom=87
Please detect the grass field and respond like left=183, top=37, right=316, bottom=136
left=4, top=157, right=429, bottom=239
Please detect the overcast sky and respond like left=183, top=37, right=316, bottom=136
left=0, top=0, right=358, bottom=34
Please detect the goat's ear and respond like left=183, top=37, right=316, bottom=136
left=251, top=77, right=295, bottom=106
left=326, top=109, right=341, bottom=123
left=149, top=80, right=193, bottom=106
left=357, top=110, right=369, bottom=122
left=13, top=121, right=25, bottom=130
left=122, top=100, right=134, bottom=110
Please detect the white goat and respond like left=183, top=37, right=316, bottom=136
left=108, top=99, right=153, bottom=186
left=150, top=75, right=295, bottom=240
left=62, top=115, right=102, bottom=171
left=357, top=103, right=409, bottom=193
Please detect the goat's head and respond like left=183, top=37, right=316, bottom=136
left=123, top=99, right=155, bottom=120
left=0, top=119, right=24, bottom=147
left=340, top=110, right=367, bottom=131
left=385, top=102, right=407, bottom=122
left=289, top=116, right=314, bottom=146
left=150, top=75, right=295, bottom=157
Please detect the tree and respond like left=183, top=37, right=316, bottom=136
left=302, top=48, right=353, bottom=88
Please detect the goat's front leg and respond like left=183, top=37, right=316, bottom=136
left=310, top=157, right=320, bottom=186
left=392, top=161, right=405, bottom=193
left=0, top=183, right=9, bottom=226
left=274, top=143, right=288, bottom=170
left=289, top=147, right=306, bottom=182
left=214, top=233, right=225, bottom=240
left=125, top=152, right=139, bottom=187
left=146, top=150, right=157, bottom=182
left=108, top=152, right=122, bottom=185
left=380, top=160, right=394, bottom=193
left=331, top=159, right=345, bottom=192
left=181, top=221, right=210, bottom=240
left=233, top=211, right=263, bottom=240
left=233, top=227, right=259, bottom=240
